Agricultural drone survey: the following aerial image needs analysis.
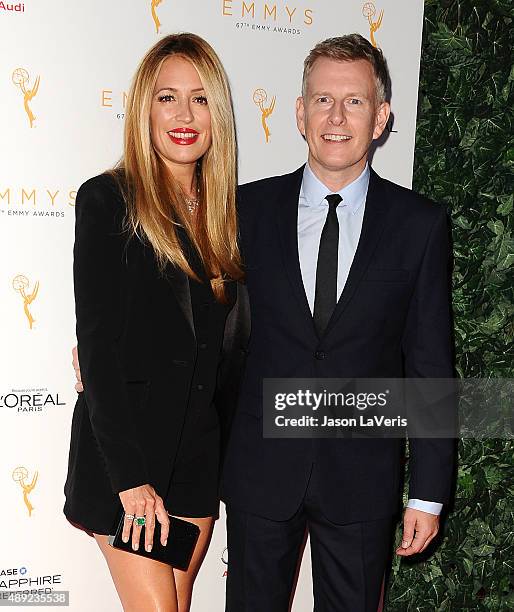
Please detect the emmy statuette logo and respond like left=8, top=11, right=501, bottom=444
left=151, top=0, right=164, bottom=33
left=12, top=274, right=39, bottom=329
left=362, top=2, right=383, bottom=48
left=253, top=88, right=276, bottom=143
left=12, top=466, right=38, bottom=517
left=12, top=68, right=40, bottom=128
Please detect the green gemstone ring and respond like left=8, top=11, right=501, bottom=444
left=134, top=516, right=146, bottom=527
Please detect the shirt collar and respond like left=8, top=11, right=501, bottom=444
left=300, top=162, right=370, bottom=215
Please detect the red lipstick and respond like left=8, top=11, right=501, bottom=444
left=167, top=128, right=200, bottom=145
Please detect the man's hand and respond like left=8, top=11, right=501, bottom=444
left=396, top=507, right=439, bottom=556
left=72, top=346, right=83, bottom=392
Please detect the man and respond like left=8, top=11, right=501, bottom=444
left=221, top=34, right=454, bottom=611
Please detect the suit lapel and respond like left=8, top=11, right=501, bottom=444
left=322, top=168, right=389, bottom=337
left=160, top=224, right=196, bottom=338
left=163, top=264, right=196, bottom=338
left=276, top=166, right=318, bottom=336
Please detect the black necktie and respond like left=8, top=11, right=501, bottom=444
left=313, top=194, right=342, bottom=336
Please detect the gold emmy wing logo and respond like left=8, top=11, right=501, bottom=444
left=253, top=88, right=276, bottom=143
left=362, top=2, right=383, bottom=48
left=12, top=274, right=39, bottom=329
left=151, top=0, right=164, bottom=33
left=12, top=67, right=40, bottom=128
left=12, top=466, right=38, bottom=517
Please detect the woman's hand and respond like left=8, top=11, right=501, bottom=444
left=118, top=484, right=170, bottom=553
left=71, top=346, right=83, bottom=393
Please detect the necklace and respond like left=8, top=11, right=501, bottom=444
left=185, top=196, right=199, bottom=214
left=185, top=182, right=200, bottom=214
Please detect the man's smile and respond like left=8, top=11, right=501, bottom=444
left=321, top=133, right=352, bottom=142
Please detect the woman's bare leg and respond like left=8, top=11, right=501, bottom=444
left=172, top=516, right=215, bottom=612
left=94, top=534, right=178, bottom=612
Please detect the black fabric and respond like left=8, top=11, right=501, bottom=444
left=165, top=238, right=234, bottom=517
left=225, top=464, right=393, bottom=612
left=313, top=193, right=343, bottom=337
left=63, top=173, right=248, bottom=534
left=222, top=166, right=455, bottom=525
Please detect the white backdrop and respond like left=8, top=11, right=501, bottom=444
left=1, top=1, right=424, bottom=609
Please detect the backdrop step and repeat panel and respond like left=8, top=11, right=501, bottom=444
left=1, top=1, right=424, bottom=609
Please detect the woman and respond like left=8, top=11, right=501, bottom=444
left=64, top=33, right=249, bottom=611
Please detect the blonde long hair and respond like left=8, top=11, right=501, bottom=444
left=114, top=33, right=243, bottom=301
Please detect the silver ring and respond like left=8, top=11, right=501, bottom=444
left=124, top=513, right=135, bottom=520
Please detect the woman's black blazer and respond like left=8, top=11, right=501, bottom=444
left=64, top=173, right=249, bottom=528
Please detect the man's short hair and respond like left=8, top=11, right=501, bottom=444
left=302, top=33, right=389, bottom=104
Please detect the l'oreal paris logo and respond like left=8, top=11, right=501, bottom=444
left=1, top=389, right=66, bottom=412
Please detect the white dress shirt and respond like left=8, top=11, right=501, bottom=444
left=297, top=162, right=442, bottom=516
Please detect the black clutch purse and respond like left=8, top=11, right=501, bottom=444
left=108, top=511, right=200, bottom=570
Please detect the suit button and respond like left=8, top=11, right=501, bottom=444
left=315, top=350, right=326, bottom=360
left=197, top=384, right=204, bottom=391
left=199, top=343, right=207, bottom=350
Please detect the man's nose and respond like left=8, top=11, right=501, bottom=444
left=328, top=101, right=346, bottom=126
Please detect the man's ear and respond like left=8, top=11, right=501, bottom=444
left=296, top=96, right=306, bottom=136
left=372, top=101, right=391, bottom=140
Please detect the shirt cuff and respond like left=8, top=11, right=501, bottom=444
left=407, top=498, right=443, bottom=515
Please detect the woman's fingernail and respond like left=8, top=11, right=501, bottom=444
left=132, top=543, right=138, bottom=551
left=146, top=545, right=152, bottom=552
left=163, top=539, right=168, bottom=547
left=122, top=536, right=128, bottom=543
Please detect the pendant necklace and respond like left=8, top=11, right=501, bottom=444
left=185, top=196, right=199, bottom=214
left=185, top=184, right=200, bottom=214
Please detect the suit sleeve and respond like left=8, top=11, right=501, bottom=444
left=401, top=204, right=456, bottom=504
left=74, top=176, right=150, bottom=494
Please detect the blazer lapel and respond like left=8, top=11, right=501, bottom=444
left=276, top=166, right=317, bottom=334
left=322, top=168, right=389, bottom=336
left=163, top=265, right=195, bottom=338
left=161, top=225, right=196, bottom=339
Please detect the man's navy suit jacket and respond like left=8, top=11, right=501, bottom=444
left=222, top=166, right=455, bottom=525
